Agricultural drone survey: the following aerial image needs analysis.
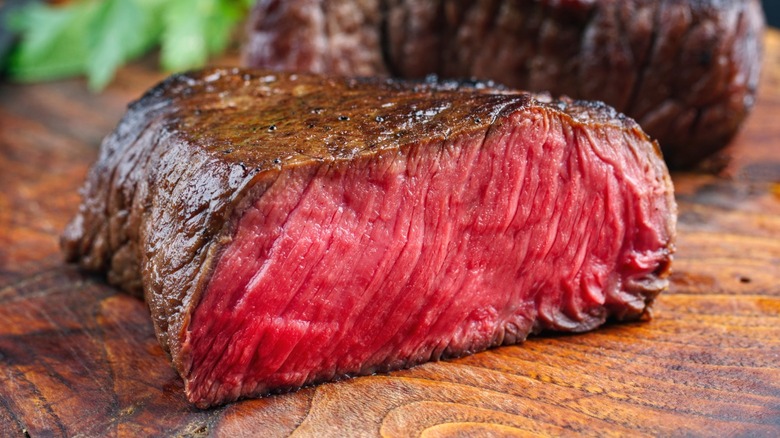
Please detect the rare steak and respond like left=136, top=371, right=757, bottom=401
left=244, top=0, right=764, bottom=168
left=63, top=68, right=676, bottom=407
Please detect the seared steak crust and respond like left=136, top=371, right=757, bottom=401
left=63, top=68, right=675, bottom=407
left=244, top=0, right=764, bottom=168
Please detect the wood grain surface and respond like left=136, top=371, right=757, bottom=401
left=1, top=32, right=779, bottom=437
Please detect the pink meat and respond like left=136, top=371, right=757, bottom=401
left=187, top=110, right=671, bottom=404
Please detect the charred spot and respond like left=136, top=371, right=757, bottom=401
left=739, top=276, right=751, bottom=284
left=698, top=50, right=712, bottom=66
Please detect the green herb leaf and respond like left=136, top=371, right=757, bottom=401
left=206, top=0, right=245, bottom=54
left=160, top=0, right=246, bottom=72
left=85, top=0, right=152, bottom=90
left=5, top=2, right=95, bottom=82
left=160, top=0, right=208, bottom=72
left=5, top=0, right=254, bottom=90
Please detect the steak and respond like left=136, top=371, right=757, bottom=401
left=244, top=0, right=765, bottom=169
left=62, top=68, right=676, bottom=408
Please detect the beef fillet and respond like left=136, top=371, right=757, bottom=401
left=63, top=68, right=676, bottom=407
left=244, top=0, right=765, bottom=168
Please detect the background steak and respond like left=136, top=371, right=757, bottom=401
left=62, top=68, right=676, bottom=407
left=244, top=0, right=765, bottom=169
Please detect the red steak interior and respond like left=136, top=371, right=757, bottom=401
left=186, top=109, right=673, bottom=406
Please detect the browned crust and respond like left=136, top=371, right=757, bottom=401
left=62, top=67, right=673, bottom=377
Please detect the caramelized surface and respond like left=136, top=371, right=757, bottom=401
left=156, top=69, right=646, bottom=171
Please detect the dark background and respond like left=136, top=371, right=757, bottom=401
left=764, top=0, right=779, bottom=27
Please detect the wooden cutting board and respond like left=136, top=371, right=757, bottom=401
left=1, top=31, right=779, bottom=437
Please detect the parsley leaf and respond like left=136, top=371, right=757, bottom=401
left=86, top=0, right=152, bottom=90
left=161, top=0, right=247, bottom=72
left=5, top=2, right=94, bottom=82
left=3, top=0, right=254, bottom=90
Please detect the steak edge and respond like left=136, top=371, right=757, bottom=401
left=62, top=68, right=676, bottom=407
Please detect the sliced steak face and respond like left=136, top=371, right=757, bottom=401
left=243, top=0, right=765, bottom=169
left=62, top=68, right=676, bottom=408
